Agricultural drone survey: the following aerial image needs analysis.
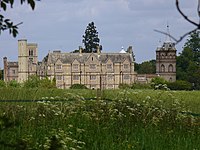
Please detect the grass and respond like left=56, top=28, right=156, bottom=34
left=0, top=88, right=199, bottom=149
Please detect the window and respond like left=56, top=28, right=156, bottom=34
left=107, top=64, right=112, bottom=69
left=29, top=58, right=33, bottom=62
left=108, top=75, right=113, bottom=80
left=161, top=64, right=165, bottom=72
left=124, top=75, right=130, bottom=80
left=73, top=64, right=78, bottom=70
left=124, top=64, right=129, bottom=69
left=56, top=64, right=62, bottom=69
left=90, top=64, right=96, bottom=69
left=90, top=75, right=96, bottom=80
left=48, top=66, right=51, bottom=70
left=73, top=75, right=79, bottom=80
left=108, top=84, right=114, bottom=88
left=12, top=70, right=15, bottom=74
left=168, top=64, right=173, bottom=72
left=29, top=49, right=34, bottom=56
left=56, top=75, right=62, bottom=80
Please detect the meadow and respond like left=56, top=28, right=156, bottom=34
left=0, top=88, right=200, bottom=149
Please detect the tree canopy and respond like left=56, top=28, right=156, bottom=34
left=82, top=22, right=101, bottom=53
left=176, top=31, right=200, bottom=89
left=135, top=60, right=156, bottom=74
left=0, top=0, right=36, bottom=37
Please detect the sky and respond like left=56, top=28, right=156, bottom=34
left=0, top=0, right=198, bottom=68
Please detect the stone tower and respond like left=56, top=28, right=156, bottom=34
left=18, top=39, right=38, bottom=83
left=156, top=26, right=176, bottom=82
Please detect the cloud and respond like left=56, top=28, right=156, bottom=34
left=0, top=0, right=198, bottom=68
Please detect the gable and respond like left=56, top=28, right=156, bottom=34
left=85, top=53, right=99, bottom=65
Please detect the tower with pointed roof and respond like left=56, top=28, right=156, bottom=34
left=156, top=25, right=176, bottom=82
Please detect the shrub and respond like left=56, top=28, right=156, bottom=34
left=151, top=77, right=168, bottom=90
left=23, top=75, right=56, bottom=89
left=23, top=75, right=40, bottom=88
left=131, top=83, right=152, bottom=89
left=167, top=80, right=192, bottom=90
left=0, top=80, right=6, bottom=88
left=70, top=84, right=88, bottom=89
left=7, top=80, right=21, bottom=88
left=40, top=77, right=56, bottom=89
left=118, top=83, right=131, bottom=89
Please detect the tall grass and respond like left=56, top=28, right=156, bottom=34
left=0, top=88, right=199, bottom=149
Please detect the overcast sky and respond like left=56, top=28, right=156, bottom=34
left=0, top=0, right=198, bottom=68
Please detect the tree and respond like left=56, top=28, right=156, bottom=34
left=0, top=0, right=36, bottom=37
left=135, top=60, right=156, bottom=74
left=176, top=31, right=200, bottom=89
left=82, top=22, right=100, bottom=53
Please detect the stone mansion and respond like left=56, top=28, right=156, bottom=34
left=3, top=39, right=176, bottom=89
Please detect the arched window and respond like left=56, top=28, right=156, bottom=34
left=161, top=64, right=165, bottom=72
left=168, top=64, right=173, bottom=72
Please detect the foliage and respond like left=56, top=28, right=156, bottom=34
left=70, top=84, right=88, bottom=89
left=135, top=60, right=156, bottom=74
left=23, top=75, right=40, bottom=88
left=119, top=83, right=152, bottom=90
left=177, top=31, right=200, bottom=89
left=40, top=77, right=56, bottom=89
left=0, top=0, right=36, bottom=37
left=23, top=75, right=56, bottom=89
left=82, top=22, right=101, bottom=53
left=0, top=90, right=199, bottom=149
left=0, top=69, right=3, bottom=80
left=151, top=77, right=168, bottom=90
left=167, top=80, right=192, bottom=91
left=0, top=80, right=6, bottom=88
left=118, top=83, right=131, bottom=89
left=7, top=80, right=21, bottom=88
left=131, top=83, right=152, bottom=89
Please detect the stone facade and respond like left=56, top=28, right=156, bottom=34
left=38, top=47, right=135, bottom=89
left=3, top=57, right=18, bottom=82
left=3, top=40, right=136, bottom=89
left=3, top=38, right=177, bottom=87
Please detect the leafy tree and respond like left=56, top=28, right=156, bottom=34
left=135, top=60, right=156, bottom=74
left=82, top=22, right=101, bottom=53
left=176, top=31, right=200, bottom=89
left=0, top=0, right=36, bottom=37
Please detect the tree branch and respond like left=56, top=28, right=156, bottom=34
left=154, top=28, right=198, bottom=44
left=176, top=0, right=199, bottom=27
left=155, top=1, right=200, bottom=44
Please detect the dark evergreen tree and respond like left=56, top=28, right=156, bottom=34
left=82, top=22, right=100, bottom=53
